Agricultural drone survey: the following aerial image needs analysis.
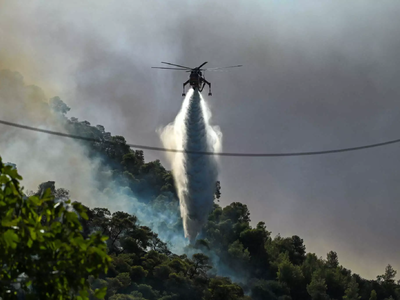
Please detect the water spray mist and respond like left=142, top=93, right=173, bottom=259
left=160, top=89, right=222, bottom=242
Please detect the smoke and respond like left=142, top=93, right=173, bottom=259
left=159, top=89, right=222, bottom=242
left=0, top=69, right=186, bottom=251
left=3, top=0, right=400, bottom=278
left=0, top=69, right=102, bottom=206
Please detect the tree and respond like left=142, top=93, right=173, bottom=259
left=251, top=280, right=290, bottom=300
left=343, top=277, right=360, bottom=300
left=108, top=211, right=138, bottom=252
left=49, top=96, right=70, bottom=115
left=109, top=294, right=138, bottom=300
left=251, top=280, right=278, bottom=300
left=221, top=202, right=250, bottom=224
left=277, top=253, right=306, bottom=299
left=228, top=240, right=250, bottom=263
left=0, top=157, right=111, bottom=299
left=8, top=83, right=400, bottom=300
left=84, top=207, right=112, bottom=236
left=325, top=266, right=348, bottom=300
left=267, top=235, right=305, bottom=267
left=239, top=222, right=270, bottom=258
left=307, top=271, right=329, bottom=300
left=122, top=153, right=142, bottom=176
left=302, top=253, right=324, bottom=284
left=215, top=181, right=221, bottom=201
left=189, top=253, right=212, bottom=279
left=369, top=290, right=377, bottom=300
left=277, top=254, right=304, bottom=288
left=134, top=150, right=145, bottom=166
left=326, top=251, right=339, bottom=268
left=205, top=277, right=248, bottom=300
left=291, top=235, right=306, bottom=265
left=377, top=265, right=397, bottom=285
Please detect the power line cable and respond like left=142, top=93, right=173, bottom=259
left=0, top=119, right=399, bottom=157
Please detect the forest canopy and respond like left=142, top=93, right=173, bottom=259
left=1, top=95, right=399, bottom=300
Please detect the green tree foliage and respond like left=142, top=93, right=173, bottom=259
left=220, top=202, right=250, bottom=224
left=377, top=264, right=397, bottom=285
left=277, top=253, right=306, bottom=299
left=228, top=240, right=250, bottom=263
left=302, top=253, right=324, bottom=284
left=326, top=251, right=339, bottom=269
left=343, top=277, right=360, bottom=300
left=65, top=117, right=177, bottom=203
left=277, top=253, right=302, bottom=285
left=215, top=181, right=221, bottom=201
left=291, top=236, right=306, bottom=266
left=67, top=119, right=400, bottom=300
left=369, top=289, right=377, bottom=300
left=205, top=277, right=250, bottom=300
left=4, top=99, right=400, bottom=300
left=72, top=201, right=246, bottom=300
left=307, top=271, right=329, bottom=300
left=50, top=96, right=71, bottom=115
left=324, top=261, right=348, bottom=299
left=0, top=157, right=111, bottom=299
left=189, top=253, right=213, bottom=279
left=267, top=234, right=306, bottom=271
left=251, top=280, right=290, bottom=300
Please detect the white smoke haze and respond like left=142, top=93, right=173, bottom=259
left=1, top=68, right=243, bottom=281
left=0, top=70, right=126, bottom=211
left=159, top=89, right=222, bottom=242
left=0, top=69, right=186, bottom=250
left=4, top=0, right=400, bottom=278
left=0, top=70, right=92, bottom=200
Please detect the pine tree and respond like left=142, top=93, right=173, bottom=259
left=369, top=290, right=377, bottom=300
left=307, top=271, right=329, bottom=300
left=377, top=265, right=397, bottom=284
left=343, top=277, right=360, bottom=300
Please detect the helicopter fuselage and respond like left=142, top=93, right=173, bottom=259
left=184, top=70, right=211, bottom=96
left=189, top=70, right=204, bottom=90
left=152, top=61, right=241, bottom=97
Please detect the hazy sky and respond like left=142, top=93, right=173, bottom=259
left=1, top=0, right=400, bottom=279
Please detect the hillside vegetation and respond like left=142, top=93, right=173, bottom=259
left=1, top=95, right=400, bottom=300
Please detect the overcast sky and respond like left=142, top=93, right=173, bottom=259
left=1, top=0, right=400, bottom=279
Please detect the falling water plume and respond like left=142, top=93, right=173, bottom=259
left=160, top=89, right=222, bottom=242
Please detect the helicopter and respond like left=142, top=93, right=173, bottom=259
left=152, top=61, right=242, bottom=96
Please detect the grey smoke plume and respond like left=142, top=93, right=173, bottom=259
left=0, top=69, right=103, bottom=206
left=0, top=70, right=184, bottom=250
left=160, top=89, right=222, bottom=242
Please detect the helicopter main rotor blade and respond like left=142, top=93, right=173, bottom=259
left=152, top=67, right=189, bottom=70
left=202, top=65, right=243, bottom=71
left=196, top=61, right=208, bottom=69
left=161, top=62, right=193, bottom=70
